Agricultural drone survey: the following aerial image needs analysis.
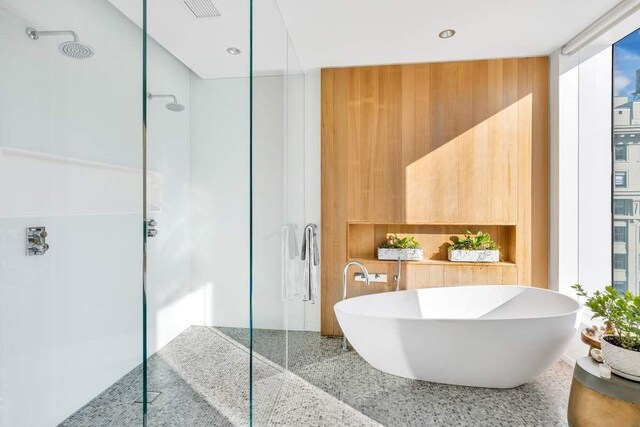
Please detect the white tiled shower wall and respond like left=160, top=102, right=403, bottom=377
left=0, top=1, right=321, bottom=425
left=0, top=0, right=194, bottom=424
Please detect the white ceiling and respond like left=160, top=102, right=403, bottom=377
left=18, top=0, right=621, bottom=79
left=108, top=0, right=293, bottom=79
left=108, top=0, right=622, bottom=78
left=275, top=0, right=621, bottom=70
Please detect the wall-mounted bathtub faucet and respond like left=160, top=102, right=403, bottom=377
left=394, top=257, right=402, bottom=292
left=341, top=260, right=369, bottom=351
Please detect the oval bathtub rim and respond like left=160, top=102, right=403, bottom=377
left=334, top=285, right=582, bottom=322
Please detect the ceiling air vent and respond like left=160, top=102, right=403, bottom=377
left=183, top=0, right=221, bottom=18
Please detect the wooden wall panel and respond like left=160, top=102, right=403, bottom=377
left=321, top=57, right=549, bottom=336
left=531, top=56, right=550, bottom=289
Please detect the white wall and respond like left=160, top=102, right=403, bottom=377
left=550, top=48, right=612, bottom=297
left=0, top=1, right=195, bottom=425
left=145, top=40, right=198, bottom=355
left=190, top=72, right=321, bottom=332
left=550, top=45, right=613, bottom=363
left=303, top=69, right=322, bottom=331
left=190, top=76, right=250, bottom=329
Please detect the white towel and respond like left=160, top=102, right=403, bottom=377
left=281, top=224, right=302, bottom=301
left=301, top=223, right=320, bottom=303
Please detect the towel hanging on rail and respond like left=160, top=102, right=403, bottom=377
left=281, top=224, right=302, bottom=301
left=301, top=223, right=320, bottom=303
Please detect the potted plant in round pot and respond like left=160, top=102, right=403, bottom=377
left=377, top=234, right=423, bottom=261
left=573, top=284, right=640, bottom=379
left=447, top=230, right=500, bottom=263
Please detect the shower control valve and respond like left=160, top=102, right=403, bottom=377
left=27, top=226, right=49, bottom=256
left=146, top=219, right=158, bottom=238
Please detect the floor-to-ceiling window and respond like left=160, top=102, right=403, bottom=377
left=613, top=29, right=640, bottom=295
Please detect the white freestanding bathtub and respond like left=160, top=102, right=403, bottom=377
left=334, top=285, right=580, bottom=388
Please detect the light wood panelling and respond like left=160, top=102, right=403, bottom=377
left=531, top=56, right=550, bottom=289
left=321, top=58, right=549, bottom=336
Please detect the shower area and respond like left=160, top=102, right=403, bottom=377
left=0, top=0, right=323, bottom=425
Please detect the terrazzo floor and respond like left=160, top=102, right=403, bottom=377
left=61, top=326, right=573, bottom=427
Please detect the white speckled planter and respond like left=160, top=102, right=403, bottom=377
left=448, top=248, right=499, bottom=262
left=601, top=335, right=640, bottom=378
left=377, top=248, right=424, bottom=261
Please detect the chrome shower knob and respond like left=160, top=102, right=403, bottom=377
left=146, top=219, right=158, bottom=238
left=27, top=226, right=49, bottom=256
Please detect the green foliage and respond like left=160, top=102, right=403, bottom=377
left=572, top=284, right=640, bottom=352
left=448, top=230, right=499, bottom=251
left=379, top=234, right=421, bottom=249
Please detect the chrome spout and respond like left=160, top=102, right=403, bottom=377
left=394, top=257, right=402, bottom=292
left=341, top=261, right=370, bottom=351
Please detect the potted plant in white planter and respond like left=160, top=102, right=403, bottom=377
left=377, top=234, right=424, bottom=261
left=447, top=231, right=500, bottom=262
left=573, top=284, right=640, bottom=379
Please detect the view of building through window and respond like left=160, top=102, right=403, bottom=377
left=613, top=29, right=640, bottom=295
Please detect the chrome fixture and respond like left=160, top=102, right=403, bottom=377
left=394, top=257, right=402, bottom=292
left=438, top=29, right=456, bottom=39
left=342, top=261, right=370, bottom=351
left=26, top=27, right=94, bottom=59
left=146, top=219, right=158, bottom=238
left=226, top=47, right=241, bottom=55
left=147, top=93, right=185, bottom=112
left=26, top=226, right=49, bottom=256
left=355, top=272, right=386, bottom=283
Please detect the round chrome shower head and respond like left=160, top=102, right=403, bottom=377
left=58, top=40, right=94, bottom=59
left=147, top=93, right=185, bottom=112
left=165, top=102, right=185, bottom=112
left=26, top=27, right=94, bottom=59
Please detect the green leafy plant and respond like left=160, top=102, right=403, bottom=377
left=448, top=230, right=499, bottom=251
left=572, top=284, right=640, bottom=352
left=379, top=234, right=421, bottom=249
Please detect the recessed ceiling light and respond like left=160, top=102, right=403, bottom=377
left=439, top=29, right=456, bottom=39
left=226, top=47, right=241, bottom=55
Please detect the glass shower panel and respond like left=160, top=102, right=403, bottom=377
left=144, top=0, right=251, bottom=425
left=249, top=0, right=290, bottom=422
left=283, top=34, right=308, bottom=338
left=0, top=0, right=144, bottom=425
left=250, top=0, right=308, bottom=422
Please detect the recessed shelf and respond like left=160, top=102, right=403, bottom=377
left=350, top=258, right=516, bottom=268
left=347, top=223, right=517, bottom=264
left=347, top=221, right=518, bottom=226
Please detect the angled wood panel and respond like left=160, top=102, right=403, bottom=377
left=321, top=57, right=549, bottom=336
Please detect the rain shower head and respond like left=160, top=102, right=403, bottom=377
left=58, top=40, right=94, bottom=59
left=26, top=27, right=94, bottom=59
left=147, top=93, right=186, bottom=113
left=165, top=101, right=185, bottom=112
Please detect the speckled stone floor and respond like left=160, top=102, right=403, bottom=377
left=61, top=326, right=572, bottom=427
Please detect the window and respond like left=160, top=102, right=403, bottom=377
left=614, top=226, right=627, bottom=243
left=612, top=31, right=639, bottom=295
left=613, top=199, right=632, bottom=215
left=614, top=254, right=628, bottom=270
left=614, top=281, right=628, bottom=293
left=615, top=171, right=627, bottom=188
left=615, top=145, right=628, bottom=161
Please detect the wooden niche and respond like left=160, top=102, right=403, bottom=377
left=321, top=57, right=549, bottom=336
